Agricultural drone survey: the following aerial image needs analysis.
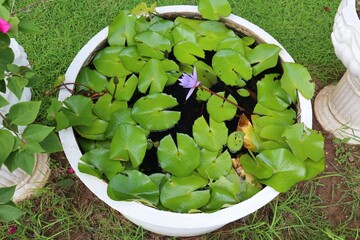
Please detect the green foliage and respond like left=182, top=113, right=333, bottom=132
left=198, top=0, right=232, bottom=20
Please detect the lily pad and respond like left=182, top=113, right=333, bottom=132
left=119, top=46, right=148, bottom=73
left=160, top=174, right=210, bottom=213
left=138, top=59, right=168, bottom=94
left=93, top=93, right=127, bottom=121
left=158, top=133, right=200, bottom=177
left=75, top=117, right=108, bottom=141
left=104, top=108, right=137, bottom=139
left=173, top=41, right=205, bottom=65
left=193, top=116, right=228, bottom=151
left=227, top=131, right=244, bottom=153
left=131, top=93, right=180, bottom=131
left=197, top=149, right=232, bottom=180
left=212, top=49, right=252, bottom=86
left=172, top=22, right=198, bottom=44
left=206, top=91, right=237, bottom=122
left=247, top=44, right=281, bottom=76
left=197, top=21, right=235, bottom=50
left=217, top=37, right=245, bottom=55
left=135, top=30, right=172, bottom=59
left=75, top=67, right=108, bottom=93
left=107, top=170, right=159, bottom=205
left=93, top=46, right=131, bottom=77
left=194, top=61, right=218, bottom=88
left=198, top=0, right=232, bottom=20
left=108, top=11, right=137, bottom=46
left=107, top=75, right=139, bottom=101
left=201, top=188, right=237, bottom=212
left=110, top=124, right=148, bottom=168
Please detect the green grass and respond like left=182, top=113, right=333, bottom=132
left=1, top=0, right=359, bottom=239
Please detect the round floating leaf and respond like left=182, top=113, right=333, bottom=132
left=193, top=116, right=228, bottom=151
left=135, top=30, right=172, bottom=59
left=93, top=46, right=131, bottom=77
left=131, top=93, right=180, bottom=131
left=246, top=44, right=281, bottom=76
left=160, top=174, right=210, bottom=213
left=119, top=46, right=147, bottom=73
left=108, top=170, right=159, bottom=205
left=93, top=93, right=127, bottom=121
left=217, top=37, right=245, bottom=55
left=158, top=133, right=200, bottom=177
left=104, top=108, right=137, bottom=139
left=194, top=61, right=217, bottom=88
left=174, top=17, right=204, bottom=31
left=108, top=11, right=137, bottom=46
left=107, top=75, right=139, bottom=102
left=304, top=157, right=325, bottom=180
left=149, top=19, right=174, bottom=41
left=280, top=62, right=315, bottom=102
left=202, top=188, right=237, bottom=212
left=173, top=41, right=205, bottom=65
left=259, top=124, right=287, bottom=141
left=62, top=95, right=94, bottom=127
left=75, top=118, right=108, bottom=141
left=110, top=124, right=148, bottom=168
left=253, top=103, right=296, bottom=128
left=227, top=131, right=244, bottom=153
left=196, top=87, right=211, bottom=101
left=172, top=22, right=198, bottom=44
left=81, top=148, right=124, bottom=180
left=237, top=88, right=250, bottom=97
left=197, top=21, right=235, bottom=50
left=197, top=149, right=232, bottom=180
left=238, top=114, right=262, bottom=152
left=75, top=67, right=108, bottom=92
left=257, top=74, right=291, bottom=111
left=198, top=0, right=232, bottom=20
left=212, top=49, right=252, bottom=86
left=138, top=59, right=168, bottom=94
left=206, top=91, right=237, bottom=122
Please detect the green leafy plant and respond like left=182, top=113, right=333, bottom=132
left=0, top=1, right=62, bottom=222
left=49, top=0, right=324, bottom=213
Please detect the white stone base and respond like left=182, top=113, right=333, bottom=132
left=0, top=154, right=51, bottom=203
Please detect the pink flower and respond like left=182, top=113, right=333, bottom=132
left=0, top=18, right=11, bottom=34
left=67, top=166, right=75, bottom=174
left=8, top=226, right=17, bottom=234
left=178, top=67, right=201, bottom=100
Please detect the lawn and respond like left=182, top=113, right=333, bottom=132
left=1, top=0, right=359, bottom=239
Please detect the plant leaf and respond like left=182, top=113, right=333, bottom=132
left=257, top=74, right=292, bottom=111
left=7, top=76, right=28, bottom=100
left=110, top=124, right=147, bottom=168
left=173, top=41, right=205, bottom=65
left=0, top=204, right=24, bottom=222
left=253, top=103, right=296, bottom=128
left=194, top=61, right=217, bottom=88
left=107, top=75, right=139, bottom=102
left=108, top=11, right=137, bottom=46
left=193, top=116, right=228, bottom=151
left=135, top=30, right=172, bottom=59
left=158, top=133, right=200, bottom=177
left=75, top=118, right=109, bottom=141
left=119, top=46, right=147, bottom=73
left=0, top=186, right=15, bottom=204
left=206, top=92, right=237, bottom=122
left=197, top=21, right=235, bottom=50
left=22, top=124, right=54, bottom=142
left=171, top=22, right=198, bottom=44
left=0, top=95, right=9, bottom=108
left=62, top=95, right=94, bottom=127
left=93, top=93, right=127, bottom=121
left=247, top=44, right=281, bottom=76
left=0, top=129, right=15, bottom=165
left=75, top=67, right=108, bottom=92
left=39, top=131, right=63, bottom=153
left=8, top=101, right=41, bottom=126
left=217, top=36, right=245, bottom=55
left=238, top=114, right=262, bottom=152
left=198, top=0, right=232, bottom=20
left=138, top=59, right=168, bottom=94
left=280, top=62, right=315, bottom=102
left=131, top=93, right=180, bottom=131
left=81, top=148, right=124, bottom=180
left=227, top=131, right=244, bottom=153
left=212, top=49, right=252, bottom=86
left=108, top=170, right=159, bottom=205
left=104, top=108, right=137, bottom=139
left=93, top=46, right=131, bottom=78
left=15, top=151, right=35, bottom=175
left=160, top=174, right=210, bottom=213
left=202, top=187, right=237, bottom=212
left=197, top=149, right=232, bottom=180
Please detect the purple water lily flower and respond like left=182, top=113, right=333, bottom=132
left=178, top=67, right=201, bottom=100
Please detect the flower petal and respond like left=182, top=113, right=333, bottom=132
left=0, top=18, right=11, bottom=34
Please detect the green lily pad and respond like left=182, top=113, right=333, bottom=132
left=62, top=95, right=94, bottom=127
left=197, top=21, right=235, bottom=50
left=135, top=30, right=172, bottom=59
left=206, top=92, right=237, bottom=122
left=193, top=116, right=228, bottom=151
left=257, top=74, right=292, bottom=111
left=75, top=117, right=108, bottom=141
left=108, top=11, right=137, bottom=46
left=119, top=46, right=148, bottom=73
left=201, top=187, right=237, bottom=212
left=138, top=59, right=168, bottom=94
left=253, top=103, right=296, bottom=128
left=104, top=108, right=137, bottom=139
left=93, top=93, right=127, bottom=121
left=212, top=49, right=252, bottom=86
left=174, top=17, right=204, bottom=30
left=75, top=67, right=108, bottom=93
left=149, top=19, right=174, bottom=41
left=227, top=131, right=244, bottom=153
left=217, top=37, right=245, bottom=55
left=108, top=170, right=159, bottom=205
left=110, top=124, right=148, bottom=168
left=93, top=46, right=131, bottom=78
left=280, top=62, right=315, bottom=102
left=160, top=174, right=210, bottom=213
left=173, top=41, right=205, bottom=65
left=247, top=44, right=281, bottom=76
left=198, top=0, right=232, bottom=20
left=194, top=61, right=218, bottom=88
left=158, top=133, right=200, bottom=177
left=197, top=149, right=232, bottom=180
left=172, top=22, right=198, bottom=44
left=107, top=75, right=139, bottom=101
left=131, top=93, right=180, bottom=131
left=81, top=148, right=124, bottom=180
